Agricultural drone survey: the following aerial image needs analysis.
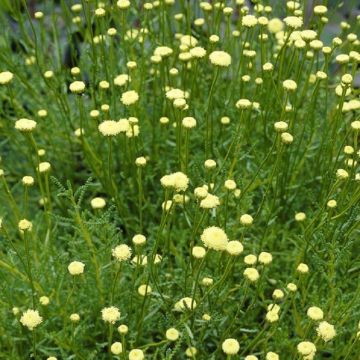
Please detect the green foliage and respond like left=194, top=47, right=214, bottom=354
left=0, top=0, right=359, bottom=359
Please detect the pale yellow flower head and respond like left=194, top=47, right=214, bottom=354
left=121, top=90, right=139, bottom=105
left=18, top=219, right=32, bottom=231
left=68, top=261, right=85, bottom=275
left=226, top=239, right=244, bottom=256
left=166, top=327, right=180, bottom=341
left=20, top=309, right=43, bottom=330
left=129, top=349, right=144, bottom=360
left=101, top=306, right=121, bottom=324
left=284, top=16, right=303, bottom=29
left=222, top=338, right=240, bottom=355
left=243, top=267, right=260, bottom=282
left=91, top=197, right=106, bottom=209
left=316, top=321, right=336, bottom=342
left=70, top=313, right=80, bottom=322
left=297, top=341, right=316, bottom=358
left=307, top=306, right=323, bottom=321
left=98, top=120, right=122, bottom=136
left=209, top=51, right=232, bottom=67
left=112, top=244, right=132, bottom=261
left=0, top=71, right=14, bottom=84
left=174, top=297, right=196, bottom=311
left=15, top=118, right=37, bottom=132
left=201, top=226, right=229, bottom=251
left=111, top=342, right=123, bottom=355
left=69, top=80, right=85, bottom=93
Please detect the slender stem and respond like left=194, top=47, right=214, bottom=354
left=111, top=263, right=122, bottom=303
left=108, top=137, right=113, bottom=191
left=24, top=231, right=36, bottom=308
left=32, top=330, right=37, bottom=359
left=137, top=167, right=143, bottom=232
left=205, top=68, right=220, bottom=158
left=108, top=324, right=113, bottom=359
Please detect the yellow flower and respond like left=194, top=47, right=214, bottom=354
left=68, top=261, right=85, bottom=275
left=222, top=338, right=240, bottom=355
left=18, top=219, right=32, bottom=231
left=98, top=120, right=122, bottom=136
left=242, top=15, right=258, bottom=27
left=190, top=46, right=206, bottom=58
left=200, top=194, right=220, bottom=209
left=266, top=310, right=279, bottom=323
left=166, top=328, right=180, bottom=341
left=121, top=90, right=139, bottom=105
left=180, top=35, right=198, bottom=47
left=0, top=71, right=14, bottom=84
left=243, top=267, right=260, bottom=282
left=182, top=117, right=197, bottom=128
left=268, top=18, right=283, bottom=33
left=117, top=0, right=130, bottom=10
left=185, top=347, right=197, bottom=358
left=39, top=296, right=50, bottom=306
left=111, top=342, right=123, bottom=355
left=316, top=321, right=336, bottom=342
left=201, top=226, right=228, bottom=251
left=15, top=118, right=37, bottom=132
left=209, top=50, right=232, bottom=67
left=258, top=252, right=272, bottom=265
left=112, top=244, right=132, bottom=261
left=307, top=306, right=323, bottom=321
left=226, top=241, right=244, bottom=256
left=295, top=212, right=306, bottom=221
left=174, top=297, right=196, bottom=311
left=69, top=80, right=85, bottom=93
left=283, top=79, right=298, bottom=91
left=240, top=214, right=253, bottom=226
left=192, top=246, right=206, bottom=259
left=91, top=197, right=106, bottom=209
left=297, top=263, right=309, bottom=273
left=154, top=46, right=173, bottom=57
left=138, top=284, right=152, bottom=296
left=129, top=349, right=144, bottom=360
left=70, top=313, right=80, bottom=322
left=118, top=324, right=128, bottom=334
left=101, top=306, right=121, bottom=324
left=160, top=172, right=189, bottom=192
left=284, top=16, right=303, bottom=29
left=297, top=341, right=316, bottom=358
left=114, top=74, right=129, bottom=86
left=281, top=132, right=294, bottom=144
left=22, top=176, right=34, bottom=186
left=20, top=309, right=43, bottom=330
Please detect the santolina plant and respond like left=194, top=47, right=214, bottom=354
left=0, top=0, right=359, bottom=359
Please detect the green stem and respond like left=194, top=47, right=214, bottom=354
left=24, top=231, right=36, bottom=308
left=137, top=167, right=143, bottom=232
left=205, top=68, right=220, bottom=158
left=111, top=263, right=122, bottom=303
left=108, top=324, right=113, bottom=359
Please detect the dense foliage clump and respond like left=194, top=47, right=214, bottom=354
left=0, top=1, right=359, bottom=359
